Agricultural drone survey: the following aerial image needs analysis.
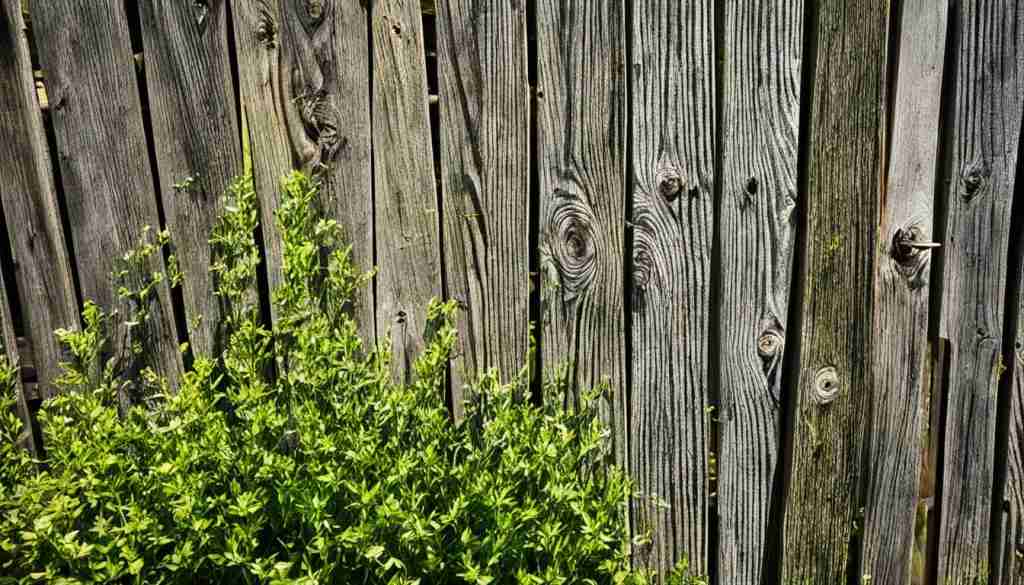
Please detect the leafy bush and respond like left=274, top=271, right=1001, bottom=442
left=0, top=172, right=704, bottom=584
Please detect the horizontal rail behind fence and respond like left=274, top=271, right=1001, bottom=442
left=2, top=1, right=1024, bottom=583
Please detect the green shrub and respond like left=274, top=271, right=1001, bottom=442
left=0, top=172, right=704, bottom=584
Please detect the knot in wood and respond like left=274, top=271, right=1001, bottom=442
left=256, top=9, right=277, bottom=48
left=745, top=177, right=759, bottom=195
left=811, top=366, right=840, bottom=406
left=960, top=160, right=990, bottom=200
left=631, top=243, right=653, bottom=311
left=192, top=0, right=209, bottom=26
left=757, top=329, right=783, bottom=359
left=546, top=189, right=598, bottom=299
left=656, top=170, right=682, bottom=201
left=757, top=319, right=785, bottom=404
left=304, top=0, right=325, bottom=20
left=890, top=226, right=934, bottom=288
left=294, top=90, right=342, bottom=168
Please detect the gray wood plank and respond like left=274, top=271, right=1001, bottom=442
left=0, top=0, right=79, bottom=399
left=1007, top=336, right=1024, bottom=585
left=436, top=0, right=530, bottom=416
left=0, top=267, right=36, bottom=455
left=860, top=3, right=947, bottom=584
left=28, top=0, right=183, bottom=387
left=940, top=2, right=1024, bottom=583
left=781, top=1, right=889, bottom=582
left=229, top=0, right=295, bottom=315
left=536, top=0, right=626, bottom=465
left=371, top=0, right=442, bottom=383
left=278, top=0, right=374, bottom=344
left=716, top=0, right=803, bottom=582
left=628, top=0, right=712, bottom=576
left=138, top=0, right=241, bottom=358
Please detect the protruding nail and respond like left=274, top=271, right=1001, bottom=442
left=904, top=241, right=941, bottom=249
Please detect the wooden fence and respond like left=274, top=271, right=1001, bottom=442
left=2, top=0, right=1023, bottom=583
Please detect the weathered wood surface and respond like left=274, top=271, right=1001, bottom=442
left=230, top=0, right=295, bottom=310
left=436, top=0, right=530, bottom=415
left=0, top=0, right=79, bottom=398
left=717, top=0, right=802, bottom=581
left=29, top=0, right=183, bottom=386
left=371, top=0, right=442, bottom=382
left=781, top=1, right=888, bottom=582
left=138, top=0, right=242, bottom=357
left=535, top=0, right=626, bottom=460
left=938, top=1, right=1024, bottom=583
left=861, top=4, right=947, bottom=584
left=860, top=3, right=947, bottom=584
left=278, top=0, right=374, bottom=344
left=15, top=337, right=34, bottom=382
left=628, top=0, right=712, bottom=576
left=0, top=268, right=36, bottom=455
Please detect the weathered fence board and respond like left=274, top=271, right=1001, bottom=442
left=0, top=266, right=35, bottom=455
left=138, top=0, right=242, bottom=357
left=781, top=1, right=888, bottom=582
left=279, top=0, right=375, bottom=344
left=937, top=1, right=1024, bottom=583
left=535, top=0, right=626, bottom=458
left=0, top=0, right=79, bottom=398
left=371, top=0, right=442, bottom=382
left=860, top=2, right=946, bottom=581
left=860, top=3, right=947, bottom=584
left=29, top=0, right=183, bottom=386
left=1006, top=271, right=1024, bottom=585
left=717, top=0, right=802, bottom=582
left=9, top=1, right=1024, bottom=581
left=436, top=0, right=530, bottom=415
left=230, top=0, right=295, bottom=310
left=629, top=0, right=713, bottom=575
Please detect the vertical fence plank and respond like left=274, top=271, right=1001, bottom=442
left=717, top=0, right=803, bottom=581
left=230, top=0, right=295, bottom=309
left=1006, top=266, right=1024, bottom=585
left=0, top=0, right=79, bottom=398
left=436, top=0, right=530, bottom=414
left=0, top=267, right=35, bottom=455
left=138, top=0, right=241, bottom=357
left=629, top=0, right=713, bottom=576
left=28, top=0, right=183, bottom=387
left=372, top=0, right=442, bottom=382
left=781, top=1, right=888, bottom=583
left=278, top=0, right=374, bottom=343
left=861, top=2, right=947, bottom=583
left=937, top=2, right=1024, bottom=583
left=536, top=0, right=626, bottom=455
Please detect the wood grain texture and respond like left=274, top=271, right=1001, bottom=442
left=536, top=0, right=626, bottom=462
left=0, top=267, right=36, bottom=455
left=780, top=1, right=888, bottom=582
left=138, top=0, right=242, bottom=357
left=436, top=0, right=530, bottom=416
left=860, top=3, right=947, bottom=584
left=716, top=0, right=802, bottom=582
left=29, top=0, right=183, bottom=387
left=230, top=0, right=295, bottom=311
left=372, top=0, right=442, bottom=382
left=628, top=0, right=712, bottom=576
left=937, top=2, right=1024, bottom=583
left=279, top=0, right=374, bottom=343
left=0, top=0, right=79, bottom=398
